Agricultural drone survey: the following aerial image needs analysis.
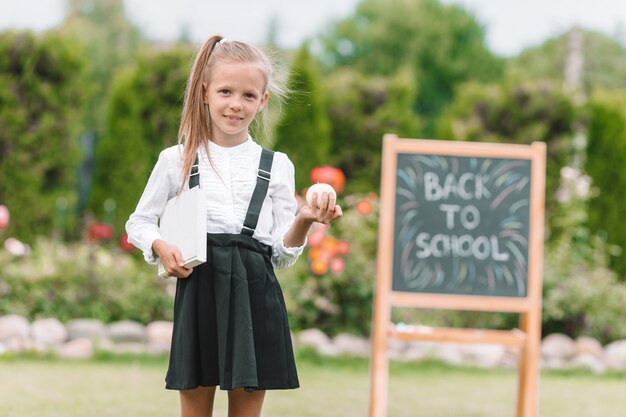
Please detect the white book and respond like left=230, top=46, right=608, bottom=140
left=157, top=186, right=207, bottom=278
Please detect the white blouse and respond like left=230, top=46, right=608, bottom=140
left=125, top=137, right=305, bottom=269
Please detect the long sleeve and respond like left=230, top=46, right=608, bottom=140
left=125, top=149, right=177, bottom=264
left=269, top=153, right=306, bottom=269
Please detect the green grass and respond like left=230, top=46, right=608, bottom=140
left=0, top=350, right=624, bottom=417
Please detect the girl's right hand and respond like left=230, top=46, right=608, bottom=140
left=152, top=239, right=193, bottom=278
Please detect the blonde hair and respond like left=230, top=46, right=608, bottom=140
left=177, top=35, right=284, bottom=192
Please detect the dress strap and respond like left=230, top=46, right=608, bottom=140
left=241, top=148, right=275, bottom=236
left=189, top=153, right=200, bottom=188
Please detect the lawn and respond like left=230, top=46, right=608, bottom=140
left=0, top=350, right=624, bottom=417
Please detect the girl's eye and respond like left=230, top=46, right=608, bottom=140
left=244, top=93, right=257, bottom=100
left=219, top=89, right=231, bottom=95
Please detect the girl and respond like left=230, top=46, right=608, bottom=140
left=126, top=35, right=342, bottom=417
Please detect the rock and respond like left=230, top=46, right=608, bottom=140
left=433, top=344, right=464, bottom=366
left=541, top=333, right=576, bottom=359
left=401, top=345, right=428, bottom=362
left=57, top=338, right=94, bottom=359
left=333, top=333, right=370, bottom=357
left=146, top=321, right=173, bottom=354
left=604, top=340, right=626, bottom=370
left=542, top=356, right=567, bottom=370
left=0, top=314, right=29, bottom=341
left=574, top=336, right=603, bottom=358
left=31, top=318, right=68, bottom=348
left=298, top=328, right=332, bottom=350
left=108, top=320, right=146, bottom=343
left=317, top=343, right=340, bottom=357
left=463, top=344, right=506, bottom=368
left=571, top=353, right=606, bottom=373
left=66, top=319, right=107, bottom=342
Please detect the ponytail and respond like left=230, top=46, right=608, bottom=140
left=177, top=35, right=223, bottom=194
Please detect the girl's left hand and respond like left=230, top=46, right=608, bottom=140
left=300, top=192, right=343, bottom=224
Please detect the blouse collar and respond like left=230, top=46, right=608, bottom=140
left=207, top=135, right=253, bottom=154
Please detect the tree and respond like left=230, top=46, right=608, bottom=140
left=317, top=0, right=503, bottom=132
left=508, top=29, right=626, bottom=92
left=90, top=46, right=193, bottom=233
left=325, top=67, right=420, bottom=193
left=273, top=45, right=331, bottom=192
left=585, top=91, right=626, bottom=278
left=0, top=31, right=84, bottom=241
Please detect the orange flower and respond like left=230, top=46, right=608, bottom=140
left=355, top=199, right=373, bottom=216
left=310, top=259, right=329, bottom=276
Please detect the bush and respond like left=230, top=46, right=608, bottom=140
left=542, top=166, right=626, bottom=343
left=273, top=45, right=331, bottom=192
left=90, top=46, right=193, bottom=232
left=0, top=238, right=173, bottom=324
left=0, top=31, right=84, bottom=241
left=279, top=194, right=379, bottom=336
left=325, top=68, right=420, bottom=194
left=585, top=91, right=626, bottom=277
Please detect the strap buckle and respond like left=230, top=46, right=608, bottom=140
left=241, top=225, right=255, bottom=236
left=257, top=169, right=271, bottom=181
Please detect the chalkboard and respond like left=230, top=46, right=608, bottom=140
left=392, top=154, right=532, bottom=297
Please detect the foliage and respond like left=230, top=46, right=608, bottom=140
left=507, top=29, right=626, bottom=92
left=585, top=90, right=626, bottom=277
left=0, top=238, right=173, bottom=323
left=273, top=45, right=331, bottom=192
left=0, top=31, right=84, bottom=241
left=542, top=167, right=626, bottom=343
left=90, top=46, right=193, bottom=232
left=437, top=79, right=580, bottom=231
left=317, top=0, right=503, bottom=131
left=57, top=0, right=143, bottom=133
left=325, top=68, right=420, bottom=193
left=279, top=194, right=379, bottom=336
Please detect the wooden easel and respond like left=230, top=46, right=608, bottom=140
left=368, top=135, right=546, bottom=417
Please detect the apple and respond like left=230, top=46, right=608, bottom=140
left=306, top=183, right=337, bottom=207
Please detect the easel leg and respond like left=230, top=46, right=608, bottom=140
left=517, top=312, right=540, bottom=417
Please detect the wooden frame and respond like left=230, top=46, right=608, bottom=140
left=369, top=135, right=546, bottom=417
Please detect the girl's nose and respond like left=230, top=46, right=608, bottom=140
left=229, top=99, right=242, bottom=111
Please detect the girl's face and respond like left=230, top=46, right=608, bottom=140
left=204, top=61, right=269, bottom=147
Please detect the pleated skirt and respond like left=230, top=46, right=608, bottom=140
left=165, top=233, right=299, bottom=391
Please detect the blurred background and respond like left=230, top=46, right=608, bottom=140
left=1, top=0, right=626, bottom=373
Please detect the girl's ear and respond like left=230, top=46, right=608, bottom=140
left=257, top=91, right=269, bottom=112
left=202, top=82, right=209, bottom=104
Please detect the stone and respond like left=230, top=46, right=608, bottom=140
left=57, top=338, right=94, bottom=359
left=146, top=321, right=173, bottom=354
left=541, top=333, right=576, bottom=359
left=433, top=344, right=464, bottom=366
left=463, top=344, right=507, bottom=368
left=298, top=328, right=332, bottom=350
left=66, top=319, right=107, bottom=342
left=604, top=340, right=626, bottom=370
left=31, top=318, right=68, bottom=348
left=0, top=314, right=29, bottom=341
left=571, top=353, right=606, bottom=374
left=108, top=320, right=146, bottom=343
left=333, top=333, right=370, bottom=357
left=401, top=345, right=428, bottom=362
left=574, top=336, right=603, bottom=358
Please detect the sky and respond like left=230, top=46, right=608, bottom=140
left=0, top=0, right=624, bottom=56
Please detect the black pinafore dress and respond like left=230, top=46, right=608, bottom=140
left=165, top=149, right=299, bottom=391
